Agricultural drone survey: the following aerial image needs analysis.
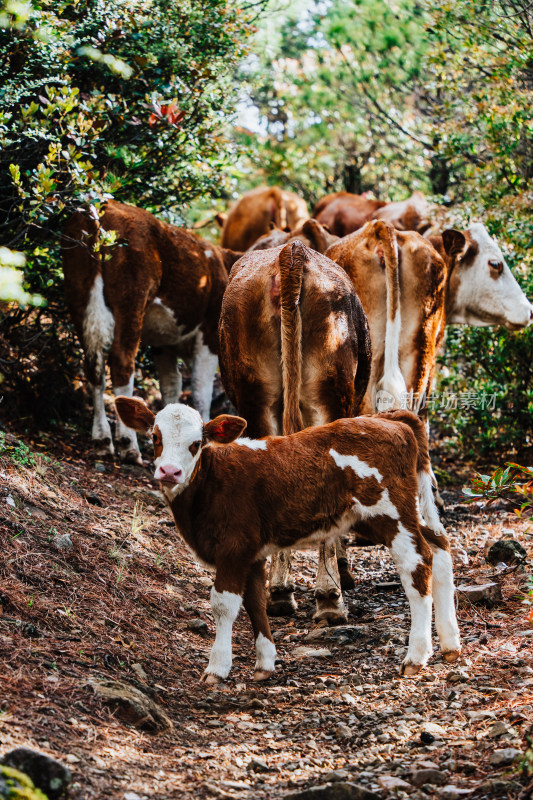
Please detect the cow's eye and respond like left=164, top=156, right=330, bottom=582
left=489, top=259, right=503, bottom=275
left=189, top=440, right=201, bottom=456
left=153, top=432, right=161, bottom=446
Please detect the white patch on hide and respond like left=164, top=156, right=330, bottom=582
left=330, top=449, right=383, bottom=482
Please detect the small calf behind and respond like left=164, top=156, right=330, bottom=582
left=116, top=398, right=461, bottom=684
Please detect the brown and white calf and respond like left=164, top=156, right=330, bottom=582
left=63, top=200, right=241, bottom=462
left=115, top=397, right=462, bottom=683
left=218, top=239, right=371, bottom=621
left=248, top=218, right=339, bottom=253
left=219, top=186, right=309, bottom=252
left=326, top=221, right=533, bottom=415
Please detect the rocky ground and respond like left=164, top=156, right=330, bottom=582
left=0, top=421, right=532, bottom=800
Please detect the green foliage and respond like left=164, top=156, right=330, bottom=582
left=0, top=0, right=256, bottom=425
left=0, top=764, right=49, bottom=800
left=0, top=431, right=40, bottom=467
left=463, top=461, right=533, bottom=517
left=234, top=0, right=431, bottom=204
left=0, top=0, right=255, bottom=293
left=233, top=0, right=533, bottom=452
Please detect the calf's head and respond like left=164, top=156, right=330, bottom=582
left=115, top=398, right=246, bottom=497
left=444, top=223, right=532, bottom=330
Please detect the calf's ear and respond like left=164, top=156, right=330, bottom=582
left=115, top=397, right=155, bottom=434
left=203, top=415, right=247, bottom=444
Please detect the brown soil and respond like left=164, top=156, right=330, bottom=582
left=1, top=425, right=532, bottom=800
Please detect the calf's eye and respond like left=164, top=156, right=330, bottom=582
left=489, top=259, right=503, bottom=275
left=189, top=440, right=201, bottom=456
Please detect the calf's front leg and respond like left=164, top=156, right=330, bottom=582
left=202, top=581, right=243, bottom=685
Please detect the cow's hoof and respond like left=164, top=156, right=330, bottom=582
left=314, top=590, right=347, bottom=625
left=120, top=449, right=143, bottom=466
left=442, top=649, right=461, bottom=663
left=337, top=559, right=356, bottom=591
left=254, top=669, right=274, bottom=682
left=401, top=662, right=423, bottom=677
left=200, top=672, right=223, bottom=685
left=92, top=437, right=114, bottom=457
left=313, top=605, right=348, bottom=626
left=268, top=591, right=297, bottom=617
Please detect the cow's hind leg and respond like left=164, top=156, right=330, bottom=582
left=314, top=540, right=348, bottom=624
left=81, top=276, right=115, bottom=457
left=109, top=323, right=143, bottom=464
left=268, top=551, right=297, bottom=616
left=153, top=346, right=182, bottom=405
left=243, top=560, right=277, bottom=681
left=90, top=374, right=114, bottom=457
left=336, top=536, right=356, bottom=590
left=191, top=331, right=218, bottom=422
left=389, top=523, right=433, bottom=676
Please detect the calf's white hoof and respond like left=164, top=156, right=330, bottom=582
left=442, top=649, right=461, bottom=663
left=201, top=672, right=223, bottom=685
left=401, top=662, right=423, bottom=677
left=254, top=669, right=274, bottom=682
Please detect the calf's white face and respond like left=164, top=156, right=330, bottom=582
left=152, top=404, right=205, bottom=493
left=114, top=397, right=246, bottom=499
left=447, top=223, right=532, bottom=330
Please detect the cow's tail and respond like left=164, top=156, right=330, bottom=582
left=279, top=240, right=305, bottom=435
left=373, top=220, right=407, bottom=412
left=64, top=209, right=115, bottom=387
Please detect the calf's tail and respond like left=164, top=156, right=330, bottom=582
left=381, top=409, right=445, bottom=536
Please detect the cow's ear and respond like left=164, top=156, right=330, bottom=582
left=215, top=212, right=227, bottom=228
left=442, top=229, right=466, bottom=258
left=302, top=219, right=328, bottom=253
left=203, top=415, right=247, bottom=444
left=115, top=397, right=155, bottom=434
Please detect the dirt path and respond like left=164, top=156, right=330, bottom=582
left=1, top=428, right=532, bottom=799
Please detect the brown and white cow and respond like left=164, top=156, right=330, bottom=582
left=219, top=186, right=309, bottom=251
left=63, top=200, right=241, bottom=462
left=248, top=218, right=339, bottom=254
left=373, top=191, right=432, bottom=235
left=115, top=397, right=462, bottom=683
left=313, top=192, right=386, bottom=237
left=218, top=229, right=411, bottom=622
left=313, top=191, right=431, bottom=237
left=326, top=221, right=533, bottom=416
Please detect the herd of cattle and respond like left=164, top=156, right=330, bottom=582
left=62, top=186, right=532, bottom=683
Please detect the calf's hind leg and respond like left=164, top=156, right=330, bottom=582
left=243, top=560, right=277, bottom=681
left=389, top=523, right=433, bottom=676
left=423, top=530, right=461, bottom=662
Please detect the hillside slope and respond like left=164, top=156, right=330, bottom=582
left=1, top=428, right=532, bottom=799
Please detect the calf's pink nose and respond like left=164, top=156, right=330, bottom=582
left=156, top=464, right=182, bottom=483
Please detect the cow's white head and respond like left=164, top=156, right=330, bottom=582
left=443, top=223, right=532, bottom=330
left=115, top=398, right=246, bottom=499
